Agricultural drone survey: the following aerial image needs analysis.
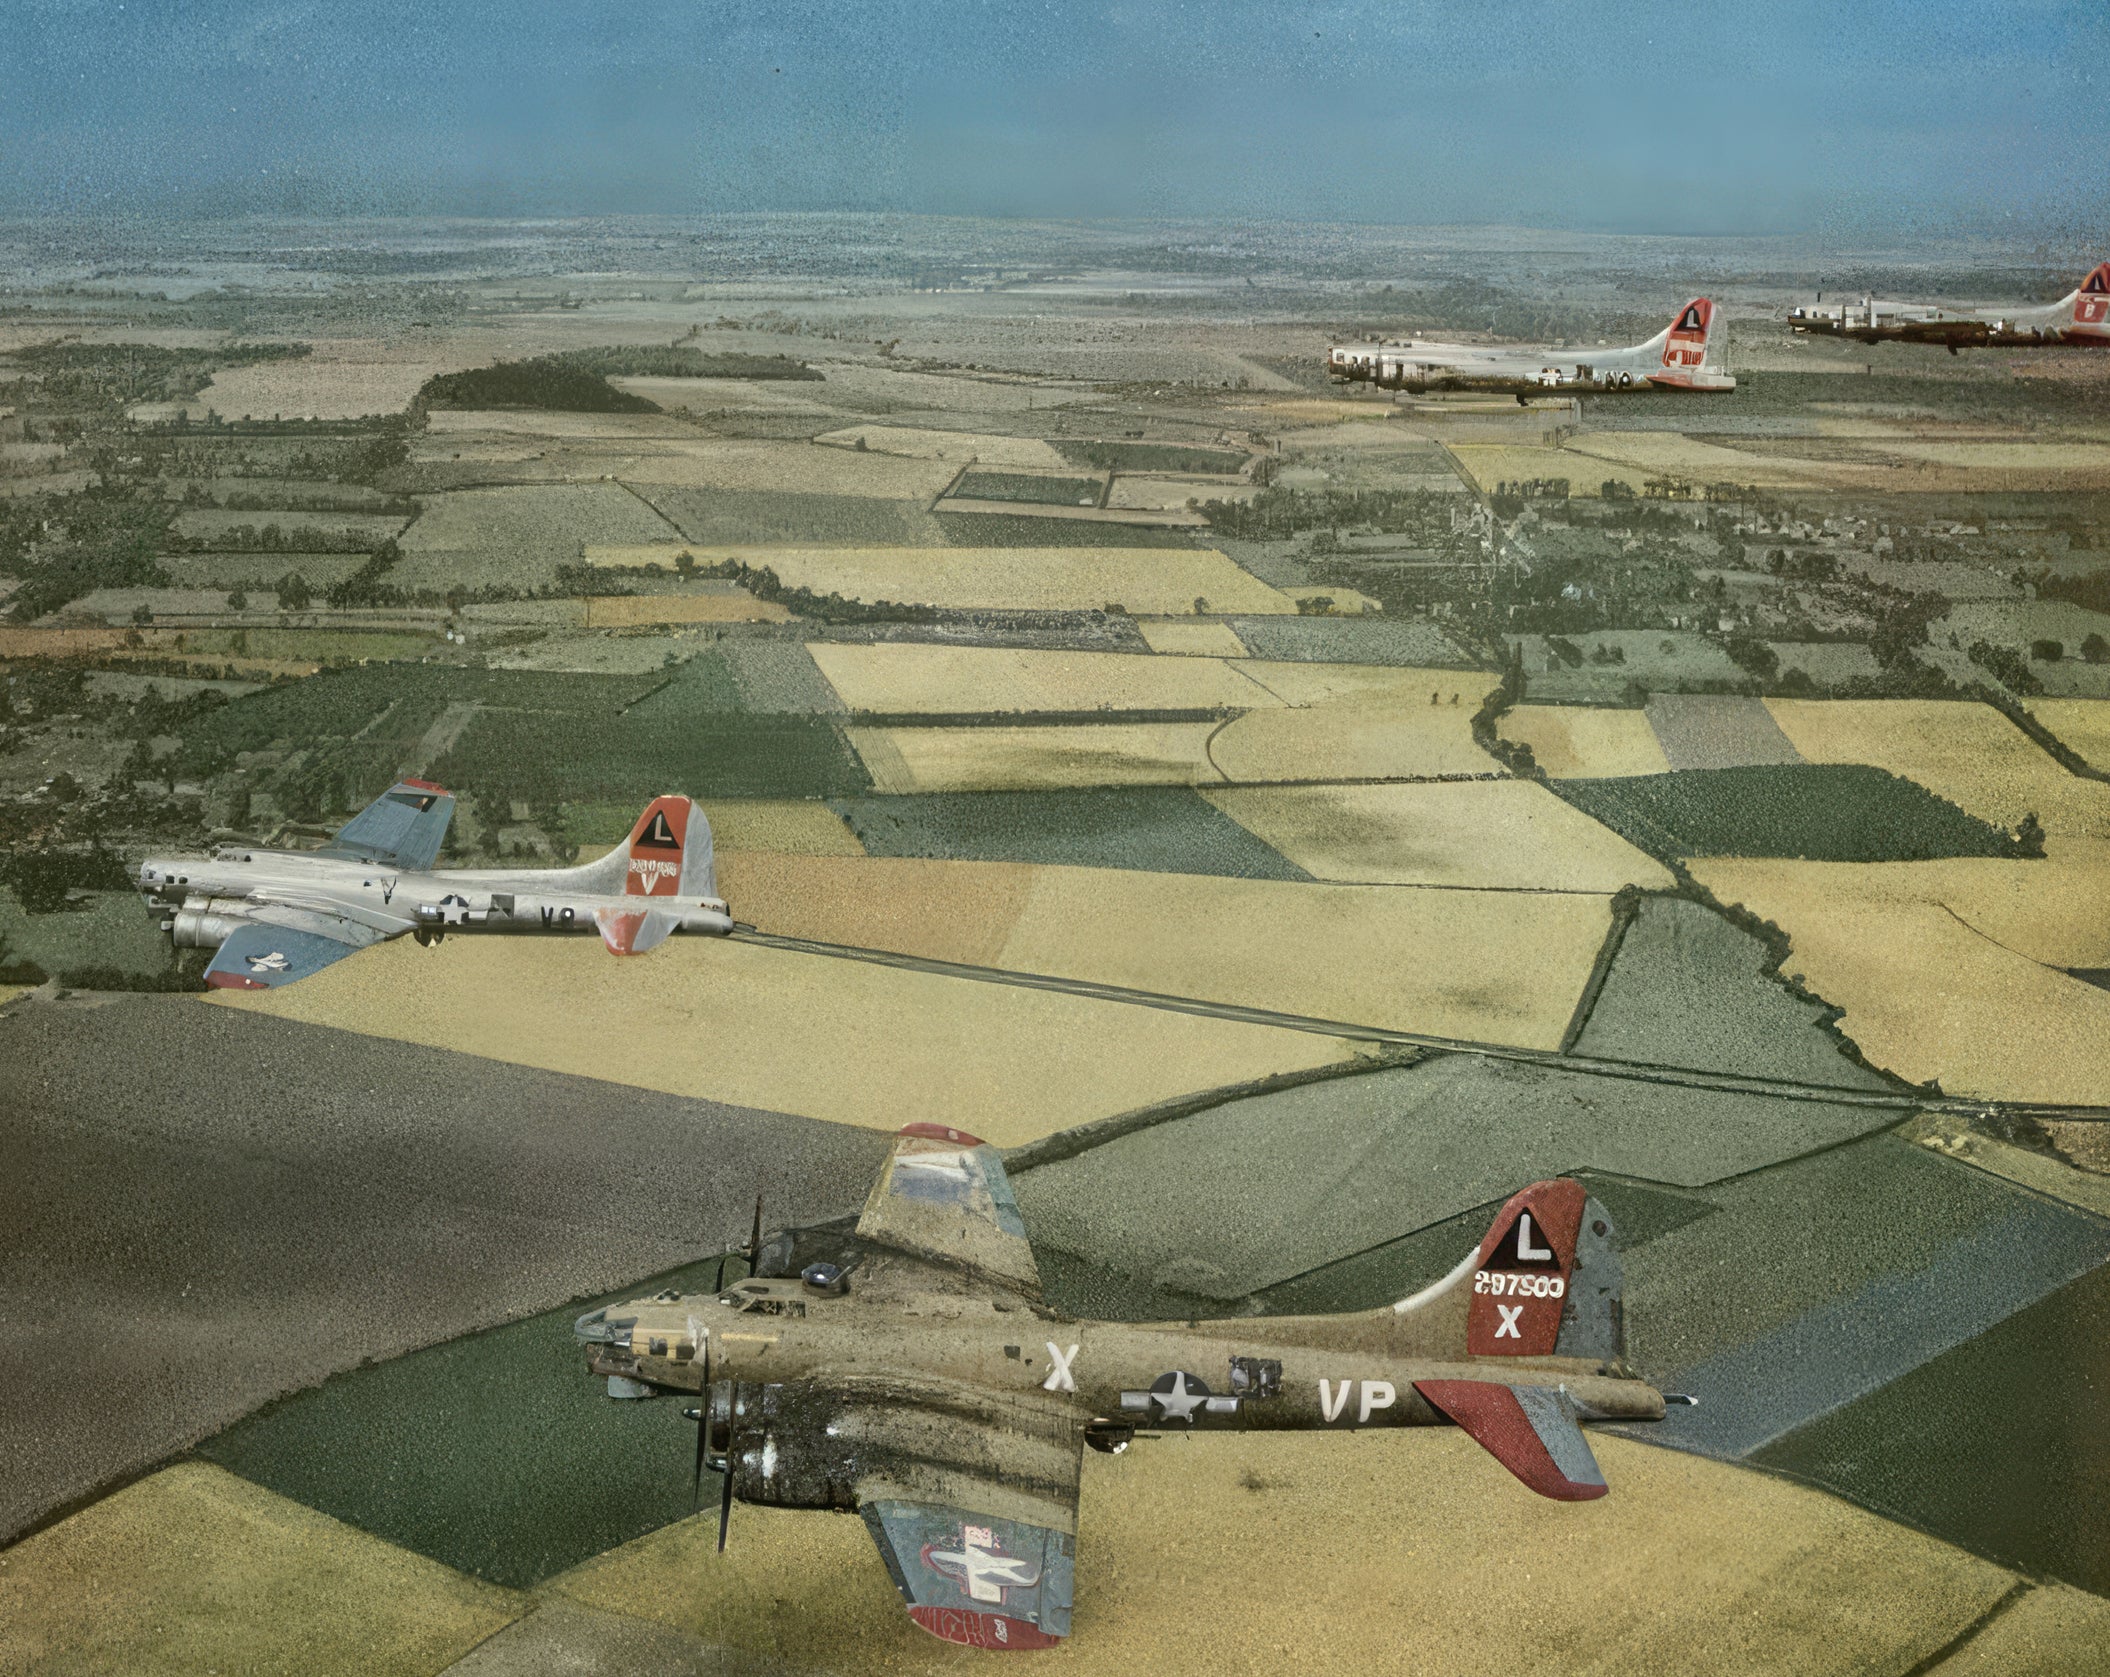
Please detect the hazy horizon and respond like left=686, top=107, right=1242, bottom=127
left=5, top=1, right=2105, bottom=245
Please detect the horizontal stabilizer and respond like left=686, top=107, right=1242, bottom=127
left=1415, top=1379, right=1608, bottom=1501
left=318, top=779, right=455, bottom=874
left=595, top=906, right=679, bottom=956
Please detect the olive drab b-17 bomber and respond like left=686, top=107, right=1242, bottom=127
left=576, top=1124, right=1680, bottom=1650
left=136, top=785, right=733, bottom=989
left=1785, top=262, right=2110, bottom=352
left=1328, top=297, right=1734, bottom=401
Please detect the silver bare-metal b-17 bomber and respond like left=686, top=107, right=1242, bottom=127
left=1328, top=297, right=1734, bottom=399
left=576, top=1124, right=1675, bottom=1650
left=1785, top=261, right=2110, bottom=352
left=136, top=785, right=731, bottom=989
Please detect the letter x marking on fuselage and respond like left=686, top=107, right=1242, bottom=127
left=1495, top=1303, right=1524, bottom=1338
left=1043, top=1342, right=1078, bottom=1393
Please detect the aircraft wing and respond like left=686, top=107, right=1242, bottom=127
left=203, top=917, right=380, bottom=990
left=317, top=779, right=455, bottom=873
left=852, top=1382, right=1081, bottom=1649
left=854, top=1124, right=1041, bottom=1299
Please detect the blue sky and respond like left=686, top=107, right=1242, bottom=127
left=3, top=0, right=2103, bottom=239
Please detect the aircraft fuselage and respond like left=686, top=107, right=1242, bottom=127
left=137, top=847, right=732, bottom=957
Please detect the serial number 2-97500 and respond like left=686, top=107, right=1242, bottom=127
left=1473, top=1271, right=1566, bottom=1298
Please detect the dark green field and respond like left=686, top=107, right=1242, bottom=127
left=1556, top=764, right=2027, bottom=860
left=1055, top=440, right=1247, bottom=475
left=830, top=788, right=1310, bottom=879
left=951, top=470, right=1104, bottom=507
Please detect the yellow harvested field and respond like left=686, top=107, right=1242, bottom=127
left=1003, top=865, right=1605, bottom=1045
left=1693, top=859, right=2110, bottom=1104
left=1764, top=698, right=2110, bottom=844
left=1211, top=699, right=1504, bottom=782
left=810, top=643, right=1281, bottom=714
left=1932, top=1583, right=2110, bottom=1676
left=658, top=544, right=1295, bottom=616
left=183, top=359, right=440, bottom=420
left=814, top=424, right=1069, bottom=469
left=1136, top=618, right=1251, bottom=656
left=1107, top=475, right=1257, bottom=510
left=716, top=853, right=1603, bottom=1046
left=205, top=936, right=1350, bottom=1144
left=2028, top=697, right=2110, bottom=771
left=1567, top=429, right=1831, bottom=484
left=1881, top=439, right=2110, bottom=475
left=421, top=407, right=698, bottom=439
left=708, top=800, right=864, bottom=857
left=614, top=438, right=960, bottom=497
left=0, top=1464, right=520, bottom=1677
left=1235, top=661, right=1499, bottom=708
left=581, top=592, right=788, bottom=625
left=550, top=1431, right=2011, bottom=1677
left=1685, top=849, right=2110, bottom=969
left=1501, top=703, right=1671, bottom=777
left=847, top=722, right=1222, bottom=792
left=1207, top=781, right=1674, bottom=891
left=721, top=853, right=1033, bottom=964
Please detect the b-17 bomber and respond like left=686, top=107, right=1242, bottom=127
left=1328, top=297, right=1733, bottom=399
left=576, top=1124, right=1670, bottom=1650
left=1785, top=261, right=2110, bottom=351
left=135, top=787, right=732, bottom=989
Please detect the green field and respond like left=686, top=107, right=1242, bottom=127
left=830, top=788, right=1312, bottom=879
left=951, top=470, right=1104, bottom=507
left=1055, top=440, right=1248, bottom=475
left=1556, top=764, right=2027, bottom=860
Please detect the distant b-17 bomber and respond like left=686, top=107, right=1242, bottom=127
left=135, top=788, right=732, bottom=989
left=1785, top=262, right=2110, bottom=352
left=1328, top=297, right=1733, bottom=399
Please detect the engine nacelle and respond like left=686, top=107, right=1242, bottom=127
left=710, top=1381, right=862, bottom=1512
left=169, top=900, right=253, bottom=949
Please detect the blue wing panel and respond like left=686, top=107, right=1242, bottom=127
left=318, top=780, right=455, bottom=873
left=204, top=923, right=369, bottom=991
left=863, top=1500, right=1074, bottom=1647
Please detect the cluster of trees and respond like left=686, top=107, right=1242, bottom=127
left=4, top=340, right=310, bottom=415
left=5, top=488, right=173, bottom=621
left=418, top=356, right=661, bottom=414
left=1965, top=638, right=2043, bottom=694
left=165, top=521, right=376, bottom=554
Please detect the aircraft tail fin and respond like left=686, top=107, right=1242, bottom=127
left=2070, top=263, right=2110, bottom=336
left=1639, top=297, right=1732, bottom=388
left=573, top=796, right=718, bottom=900
left=1390, top=1178, right=1626, bottom=1366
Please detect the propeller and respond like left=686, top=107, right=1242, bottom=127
left=687, top=1333, right=711, bottom=1510
left=718, top=1409, right=738, bottom=1554
left=746, top=1194, right=764, bottom=1276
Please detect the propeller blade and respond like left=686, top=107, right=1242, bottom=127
left=714, top=1253, right=727, bottom=1292
left=746, top=1195, right=763, bottom=1276
left=717, top=1406, right=737, bottom=1553
left=686, top=1334, right=711, bottom=1511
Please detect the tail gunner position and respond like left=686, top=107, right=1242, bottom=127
left=577, top=1125, right=1676, bottom=1650
left=137, top=786, right=731, bottom=989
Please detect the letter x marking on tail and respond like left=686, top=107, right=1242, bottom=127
left=1495, top=1304, right=1524, bottom=1339
left=1043, top=1343, right=1079, bottom=1393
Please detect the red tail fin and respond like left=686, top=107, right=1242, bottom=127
left=1465, top=1179, right=1587, bottom=1356
left=624, top=796, right=696, bottom=897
